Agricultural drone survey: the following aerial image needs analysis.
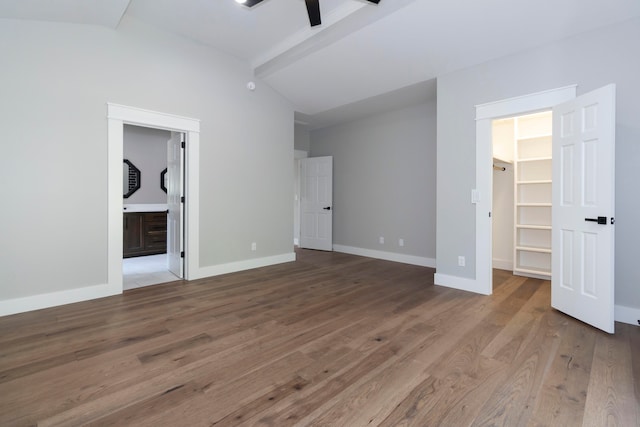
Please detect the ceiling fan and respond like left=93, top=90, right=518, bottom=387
left=236, top=0, right=381, bottom=27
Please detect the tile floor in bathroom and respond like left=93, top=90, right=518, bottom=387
left=123, top=254, right=181, bottom=290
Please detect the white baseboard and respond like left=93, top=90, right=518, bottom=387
left=1, top=253, right=296, bottom=317
left=492, top=258, right=513, bottom=271
left=5, top=253, right=636, bottom=330
left=615, top=304, right=640, bottom=327
left=0, top=283, right=120, bottom=317
left=332, top=245, right=435, bottom=268
left=434, top=274, right=639, bottom=327
left=192, top=252, right=296, bottom=280
left=433, top=273, right=491, bottom=295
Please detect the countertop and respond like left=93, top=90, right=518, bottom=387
left=123, top=204, right=168, bottom=213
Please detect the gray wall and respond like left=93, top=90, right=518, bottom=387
left=294, top=125, right=311, bottom=152
left=0, top=16, right=293, bottom=301
left=310, top=101, right=437, bottom=260
left=437, top=18, right=640, bottom=309
left=123, top=125, right=170, bottom=204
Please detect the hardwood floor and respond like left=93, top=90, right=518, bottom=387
left=0, top=249, right=638, bottom=426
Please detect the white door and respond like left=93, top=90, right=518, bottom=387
left=552, top=84, right=616, bottom=333
left=167, top=131, right=184, bottom=278
left=300, top=156, right=333, bottom=251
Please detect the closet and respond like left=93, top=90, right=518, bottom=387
left=492, top=111, right=552, bottom=279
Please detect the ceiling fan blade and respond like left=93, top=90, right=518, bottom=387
left=305, top=0, right=321, bottom=27
left=242, top=0, right=265, bottom=7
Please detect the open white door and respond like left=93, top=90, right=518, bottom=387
left=552, top=84, right=615, bottom=333
left=300, top=156, right=333, bottom=251
left=167, top=132, right=184, bottom=278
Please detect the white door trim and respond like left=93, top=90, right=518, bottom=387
left=473, top=85, right=577, bottom=295
left=294, top=149, right=309, bottom=246
left=107, top=103, right=200, bottom=293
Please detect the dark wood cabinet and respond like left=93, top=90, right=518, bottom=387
left=123, top=212, right=167, bottom=258
left=123, top=213, right=144, bottom=255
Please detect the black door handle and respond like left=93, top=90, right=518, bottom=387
left=585, top=216, right=607, bottom=224
left=323, top=206, right=331, bottom=211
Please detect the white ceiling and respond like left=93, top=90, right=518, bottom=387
left=0, top=0, right=130, bottom=28
left=2, top=0, right=640, bottom=129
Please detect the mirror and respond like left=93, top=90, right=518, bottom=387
left=123, top=159, right=141, bottom=198
left=161, top=168, right=167, bottom=193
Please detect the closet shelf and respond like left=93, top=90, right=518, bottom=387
left=493, top=156, right=512, bottom=165
left=517, top=203, right=552, bottom=207
left=517, top=156, right=552, bottom=163
left=516, top=224, right=552, bottom=230
left=517, top=180, right=552, bottom=185
left=516, top=245, right=551, bottom=253
left=517, top=132, right=552, bottom=141
left=514, top=267, right=551, bottom=278
left=511, top=111, right=553, bottom=280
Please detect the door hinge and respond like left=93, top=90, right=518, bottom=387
left=489, top=211, right=491, bottom=218
left=181, top=141, right=185, bottom=149
left=181, top=196, right=185, bottom=203
left=180, top=251, right=185, bottom=258
left=611, top=217, right=615, bottom=225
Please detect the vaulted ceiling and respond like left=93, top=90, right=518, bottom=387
left=2, top=0, right=639, bottom=128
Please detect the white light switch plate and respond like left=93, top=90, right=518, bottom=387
left=471, top=189, right=480, bottom=204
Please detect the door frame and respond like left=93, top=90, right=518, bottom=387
left=293, top=149, right=309, bottom=246
left=474, top=85, right=576, bottom=295
left=107, top=103, right=200, bottom=293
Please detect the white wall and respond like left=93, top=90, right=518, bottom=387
left=294, top=125, right=311, bottom=152
left=436, top=18, right=640, bottom=311
left=0, top=16, right=294, bottom=304
left=123, top=125, right=169, bottom=204
left=310, top=101, right=437, bottom=265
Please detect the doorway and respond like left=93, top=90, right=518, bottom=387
left=474, top=86, right=577, bottom=295
left=122, top=125, right=182, bottom=290
left=107, top=103, right=201, bottom=294
left=491, top=111, right=552, bottom=280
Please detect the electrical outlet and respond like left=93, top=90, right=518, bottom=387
left=399, top=238, right=404, bottom=247
left=379, top=236, right=384, bottom=244
left=251, top=242, right=257, bottom=251
left=458, top=256, right=465, bottom=267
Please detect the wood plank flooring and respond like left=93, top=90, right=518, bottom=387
left=0, top=249, right=638, bottom=426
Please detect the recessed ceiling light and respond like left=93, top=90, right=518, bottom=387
left=235, top=0, right=247, bottom=4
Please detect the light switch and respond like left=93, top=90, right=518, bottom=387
left=471, top=189, right=480, bottom=204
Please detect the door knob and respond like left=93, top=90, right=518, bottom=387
left=323, top=206, right=331, bottom=211
left=585, top=216, right=607, bottom=224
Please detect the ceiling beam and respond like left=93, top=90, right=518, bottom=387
left=253, top=0, right=418, bottom=79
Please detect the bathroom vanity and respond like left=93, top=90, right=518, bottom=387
left=123, top=211, right=167, bottom=258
